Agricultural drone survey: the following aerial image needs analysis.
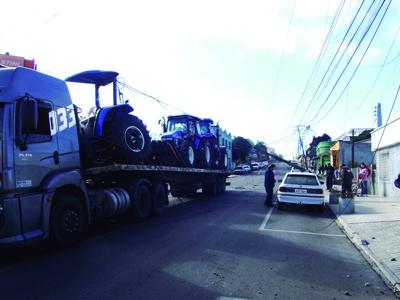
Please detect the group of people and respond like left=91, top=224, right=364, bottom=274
left=324, top=162, right=371, bottom=196
left=263, top=162, right=399, bottom=208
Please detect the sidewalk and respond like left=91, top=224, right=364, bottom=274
left=328, top=193, right=400, bottom=297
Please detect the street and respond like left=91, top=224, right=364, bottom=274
left=0, top=163, right=395, bottom=299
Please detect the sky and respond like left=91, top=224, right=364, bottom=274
left=2, top=0, right=400, bottom=158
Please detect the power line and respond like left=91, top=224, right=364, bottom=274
left=297, top=0, right=372, bottom=126
left=369, top=78, right=400, bottom=165
left=310, top=0, right=392, bottom=125
left=345, top=23, right=400, bottom=122
left=284, top=0, right=346, bottom=134
left=118, top=80, right=187, bottom=114
left=270, top=0, right=296, bottom=107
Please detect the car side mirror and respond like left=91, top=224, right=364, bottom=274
left=16, top=96, right=38, bottom=150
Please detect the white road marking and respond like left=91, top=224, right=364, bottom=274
left=261, top=228, right=346, bottom=237
left=258, top=207, right=274, bottom=230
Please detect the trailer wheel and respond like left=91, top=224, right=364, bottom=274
left=198, top=140, right=213, bottom=169
left=50, top=194, right=86, bottom=247
left=106, top=115, right=151, bottom=163
left=152, top=183, right=168, bottom=216
left=180, top=140, right=195, bottom=167
left=129, top=180, right=152, bottom=221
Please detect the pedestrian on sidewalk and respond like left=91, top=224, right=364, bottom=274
left=358, top=163, right=370, bottom=196
left=264, top=164, right=276, bottom=207
left=342, top=166, right=353, bottom=197
left=326, top=163, right=334, bottom=191
left=395, top=171, right=400, bottom=189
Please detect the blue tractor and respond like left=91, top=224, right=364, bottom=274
left=66, top=70, right=151, bottom=166
left=199, top=118, right=228, bottom=170
left=161, top=114, right=213, bottom=168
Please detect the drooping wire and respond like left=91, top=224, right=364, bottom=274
left=310, top=0, right=391, bottom=126
left=117, top=79, right=187, bottom=114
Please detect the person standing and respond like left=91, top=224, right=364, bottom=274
left=394, top=171, right=400, bottom=189
left=358, top=163, right=369, bottom=196
left=325, top=163, right=334, bottom=191
left=264, top=164, right=276, bottom=207
left=341, top=166, right=354, bottom=197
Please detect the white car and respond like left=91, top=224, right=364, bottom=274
left=277, top=171, right=324, bottom=211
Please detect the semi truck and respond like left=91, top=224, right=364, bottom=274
left=0, top=67, right=229, bottom=247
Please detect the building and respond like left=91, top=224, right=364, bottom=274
left=211, top=125, right=233, bottom=170
left=371, top=117, right=400, bottom=197
left=330, top=128, right=373, bottom=170
left=0, top=52, right=36, bottom=69
left=315, top=141, right=334, bottom=171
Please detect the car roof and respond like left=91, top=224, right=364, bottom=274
left=285, top=171, right=317, bottom=176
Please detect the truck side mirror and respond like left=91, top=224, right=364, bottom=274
left=16, top=96, right=38, bottom=150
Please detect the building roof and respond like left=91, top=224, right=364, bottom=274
left=334, top=128, right=373, bottom=142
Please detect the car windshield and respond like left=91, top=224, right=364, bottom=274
left=284, top=174, right=319, bottom=186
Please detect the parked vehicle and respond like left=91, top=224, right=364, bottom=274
left=251, top=162, right=261, bottom=170
left=233, top=165, right=251, bottom=175
left=277, top=171, right=324, bottom=211
left=0, top=67, right=230, bottom=247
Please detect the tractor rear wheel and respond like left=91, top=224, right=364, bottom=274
left=198, top=140, right=213, bottom=169
left=105, top=115, right=151, bottom=163
left=180, top=140, right=195, bottom=167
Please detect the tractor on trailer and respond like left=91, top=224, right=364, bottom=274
left=0, top=67, right=229, bottom=247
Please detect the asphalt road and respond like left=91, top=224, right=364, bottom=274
left=0, top=163, right=395, bottom=299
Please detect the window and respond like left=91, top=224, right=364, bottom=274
left=284, top=175, right=319, bottom=186
left=22, top=101, right=52, bottom=144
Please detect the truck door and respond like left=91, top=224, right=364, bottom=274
left=14, top=99, right=59, bottom=189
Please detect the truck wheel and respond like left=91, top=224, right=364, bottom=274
left=50, top=194, right=86, bottom=247
left=152, top=183, right=168, bottom=216
left=130, top=180, right=152, bottom=221
left=180, top=140, right=195, bottom=167
left=198, top=140, right=213, bottom=169
left=106, top=115, right=151, bottom=163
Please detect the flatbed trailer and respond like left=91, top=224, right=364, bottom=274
left=0, top=67, right=231, bottom=247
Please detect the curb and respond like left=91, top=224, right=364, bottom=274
left=328, top=205, right=400, bottom=298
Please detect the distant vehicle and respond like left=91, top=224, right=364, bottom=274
left=251, top=162, right=261, bottom=170
left=233, top=165, right=251, bottom=175
left=277, top=171, right=324, bottom=212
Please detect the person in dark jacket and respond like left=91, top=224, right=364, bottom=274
left=341, top=166, right=354, bottom=197
left=264, top=164, right=276, bottom=207
left=325, top=163, right=334, bottom=191
left=395, top=172, right=400, bottom=189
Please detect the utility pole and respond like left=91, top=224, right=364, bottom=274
left=351, top=129, right=355, bottom=169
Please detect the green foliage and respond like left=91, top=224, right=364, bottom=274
left=233, top=136, right=253, bottom=162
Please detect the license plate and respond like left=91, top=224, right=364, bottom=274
left=295, top=189, right=307, bottom=194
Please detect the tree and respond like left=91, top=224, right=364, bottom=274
left=254, top=141, right=268, bottom=161
left=232, top=136, right=253, bottom=163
